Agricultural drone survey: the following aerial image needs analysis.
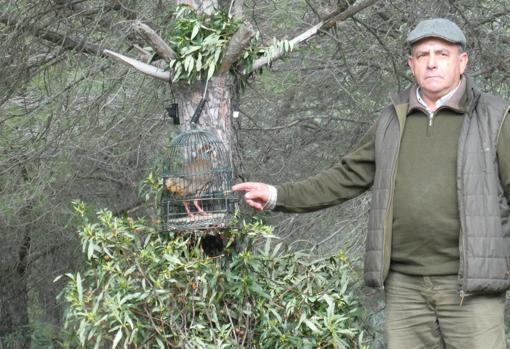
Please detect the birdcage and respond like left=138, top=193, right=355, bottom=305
left=160, top=129, right=236, bottom=231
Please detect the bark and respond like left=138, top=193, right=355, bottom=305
left=177, top=0, right=216, bottom=15
left=133, top=21, right=176, bottom=62
left=218, top=23, right=255, bottom=74
left=230, top=0, right=244, bottom=19
left=173, top=74, right=238, bottom=151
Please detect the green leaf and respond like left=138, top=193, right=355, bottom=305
left=112, top=328, right=123, bottom=349
left=76, top=272, right=83, bottom=302
left=173, top=66, right=182, bottom=81
left=181, top=45, right=201, bottom=55
left=303, top=318, right=320, bottom=334
left=203, top=33, right=220, bottom=47
left=156, top=337, right=166, bottom=349
left=196, top=53, right=202, bottom=71
left=188, top=56, right=194, bottom=73
left=207, top=61, right=216, bottom=80
left=323, top=294, right=335, bottom=318
left=87, top=241, right=96, bottom=259
left=191, top=23, right=200, bottom=40
left=214, top=47, right=222, bottom=63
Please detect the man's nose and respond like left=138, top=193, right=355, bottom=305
left=427, top=53, right=437, bottom=69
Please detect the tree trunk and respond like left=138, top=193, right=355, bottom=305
left=0, top=164, right=32, bottom=349
left=0, top=230, right=31, bottom=349
left=173, top=73, right=238, bottom=152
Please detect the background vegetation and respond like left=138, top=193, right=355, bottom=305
left=0, top=0, right=509, bottom=348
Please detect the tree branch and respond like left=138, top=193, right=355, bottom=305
left=103, top=49, right=172, bottom=81
left=133, top=21, right=176, bottom=62
left=230, top=0, right=244, bottom=19
left=0, top=12, right=104, bottom=56
left=218, top=22, right=255, bottom=74
left=109, top=0, right=139, bottom=20
left=250, top=0, right=380, bottom=72
left=240, top=115, right=370, bottom=132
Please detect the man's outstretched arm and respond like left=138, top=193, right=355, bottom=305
left=233, top=122, right=377, bottom=213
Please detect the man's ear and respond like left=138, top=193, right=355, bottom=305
left=407, top=56, right=415, bottom=76
left=459, top=52, right=468, bottom=75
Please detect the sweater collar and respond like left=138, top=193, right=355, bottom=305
left=408, top=76, right=467, bottom=115
left=390, top=75, right=483, bottom=113
left=389, top=75, right=482, bottom=131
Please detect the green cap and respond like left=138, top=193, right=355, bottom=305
left=406, top=18, right=467, bottom=48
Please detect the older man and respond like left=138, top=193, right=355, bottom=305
left=233, top=18, right=510, bottom=349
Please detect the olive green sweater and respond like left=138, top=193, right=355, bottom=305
left=275, top=81, right=510, bottom=276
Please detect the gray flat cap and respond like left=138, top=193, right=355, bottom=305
left=407, top=18, right=467, bottom=47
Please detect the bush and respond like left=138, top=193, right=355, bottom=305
left=58, top=201, right=368, bottom=348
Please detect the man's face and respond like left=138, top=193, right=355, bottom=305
left=408, top=38, right=468, bottom=102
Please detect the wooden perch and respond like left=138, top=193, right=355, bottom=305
left=250, top=0, right=380, bottom=72
left=103, top=49, right=172, bottom=81
left=218, top=23, right=255, bottom=74
left=133, top=21, right=175, bottom=63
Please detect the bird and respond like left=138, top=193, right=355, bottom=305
left=164, top=145, right=215, bottom=217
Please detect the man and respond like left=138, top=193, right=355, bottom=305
left=233, top=18, right=510, bottom=349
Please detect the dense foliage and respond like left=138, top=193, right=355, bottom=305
left=167, top=5, right=292, bottom=83
left=59, top=202, right=368, bottom=348
left=168, top=5, right=242, bottom=82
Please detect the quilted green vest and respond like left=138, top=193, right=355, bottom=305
left=365, top=77, right=510, bottom=294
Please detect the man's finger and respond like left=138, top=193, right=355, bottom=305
left=232, top=182, right=260, bottom=192
left=245, top=191, right=264, bottom=200
left=246, top=199, right=264, bottom=211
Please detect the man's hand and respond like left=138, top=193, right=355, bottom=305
left=232, top=182, right=271, bottom=211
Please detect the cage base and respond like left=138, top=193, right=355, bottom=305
left=162, top=212, right=230, bottom=232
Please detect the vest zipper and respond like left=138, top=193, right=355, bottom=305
left=457, top=99, right=474, bottom=305
left=427, top=111, right=435, bottom=137
left=458, top=145, right=468, bottom=304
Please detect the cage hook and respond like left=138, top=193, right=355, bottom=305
left=190, top=79, right=209, bottom=127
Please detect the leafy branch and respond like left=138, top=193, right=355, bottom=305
left=58, top=202, right=369, bottom=348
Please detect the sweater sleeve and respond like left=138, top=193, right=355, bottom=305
left=274, top=121, right=376, bottom=213
left=497, top=112, right=510, bottom=201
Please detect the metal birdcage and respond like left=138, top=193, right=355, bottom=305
left=160, top=128, right=236, bottom=231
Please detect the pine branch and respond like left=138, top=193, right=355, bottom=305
left=0, top=12, right=104, bottom=56
left=250, top=0, right=380, bottom=72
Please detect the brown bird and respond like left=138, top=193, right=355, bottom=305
left=164, top=146, right=215, bottom=216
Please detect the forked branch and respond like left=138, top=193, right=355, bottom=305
left=133, top=21, right=176, bottom=62
left=103, top=49, right=172, bottom=81
left=218, top=22, right=255, bottom=74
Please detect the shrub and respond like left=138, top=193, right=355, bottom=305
left=58, top=201, right=368, bottom=348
